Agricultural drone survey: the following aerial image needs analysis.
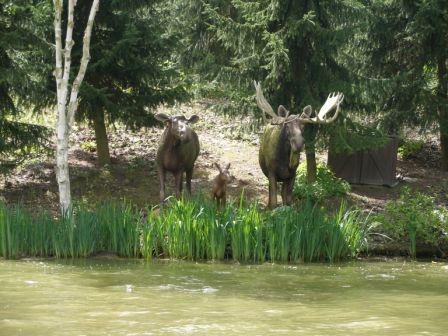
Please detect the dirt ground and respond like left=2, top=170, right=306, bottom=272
left=1, top=102, right=447, bottom=213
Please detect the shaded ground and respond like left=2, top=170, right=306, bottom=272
left=1, top=102, right=447, bottom=215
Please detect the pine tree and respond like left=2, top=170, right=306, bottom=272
left=0, top=1, right=50, bottom=173
left=360, top=0, right=448, bottom=170
left=66, top=1, right=188, bottom=166
left=191, top=0, right=366, bottom=181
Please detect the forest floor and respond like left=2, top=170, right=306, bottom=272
left=1, top=102, right=447, bottom=216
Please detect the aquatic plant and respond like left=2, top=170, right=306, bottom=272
left=0, top=197, right=368, bottom=262
left=229, top=199, right=265, bottom=263
left=143, top=196, right=230, bottom=261
left=265, top=201, right=365, bottom=263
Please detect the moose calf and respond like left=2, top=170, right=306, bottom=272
left=155, top=113, right=200, bottom=202
left=211, top=162, right=231, bottom=209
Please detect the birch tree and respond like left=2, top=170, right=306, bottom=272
left=53, top=0, right=99, bottom=213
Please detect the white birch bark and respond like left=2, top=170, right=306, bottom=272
left=53, top=0, right=100, bottom=214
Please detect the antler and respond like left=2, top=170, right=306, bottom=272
left=300, top=92, right=344, bottom=124
left=253, top=81, right=278, bottom=123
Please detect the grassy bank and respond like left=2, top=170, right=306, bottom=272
left=0, top=197, right=369, bottom=262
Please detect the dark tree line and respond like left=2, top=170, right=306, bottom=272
left=1, top=0, right=447, bottom=173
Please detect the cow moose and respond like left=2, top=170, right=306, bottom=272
left=155, top=113, right=200, bottom=202
left=254, top=81, right=344, bottom=208
left=211, top=162, right=231, bottom=209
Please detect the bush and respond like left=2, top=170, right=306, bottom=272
left=398, top=139, right=425, bottom=159
left=370, top=187, right=448, bottom=257
left=293, top=163, right=351, bottom=202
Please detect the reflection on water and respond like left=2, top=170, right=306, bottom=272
left=1, top=259, right=447, bottom=335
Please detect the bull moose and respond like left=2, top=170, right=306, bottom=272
left=155, top=113, right=200, bottom=202
left=254, top=81, right=344, bottom=208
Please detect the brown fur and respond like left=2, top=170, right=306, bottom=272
left=155, top=113, right=200, bottom=202
left=211, top=162, right=231, bottom=209
left=259, top=114, right=304, bottom=208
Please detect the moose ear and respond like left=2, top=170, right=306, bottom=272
left=155, top=113, right=171, bottom=123
left=188, top=115, right=199, bottom=124
left=300, top=105, right=313, bottom=118
left=277, top=105, right=289, bottom=118
left=214, top=162, right=222, bottom=172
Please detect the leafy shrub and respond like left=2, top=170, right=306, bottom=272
left=293, top=163, right=350, bottom=201
left=398, top=139, right=424, bottom=159
left=80, top=140, right=96, bottom=152
left=371, top=187, right=448, bottom=257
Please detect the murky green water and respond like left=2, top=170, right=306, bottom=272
left=0, top=259, right=447, bottom=335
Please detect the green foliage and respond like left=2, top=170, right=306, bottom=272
left=398, top=139, right=425, bottom=159
left=0, top=197, right=368, bottom=262
left=145, top=196, right=367, bottom=262
left=0, top=202, right=141, bottom=259
left=0, top=1, right=51, bottom=169
left=70, top=1, right=189, bottom=128
left=357, top=0, right=448, bottom=144
left=293, top=163, right=351, bottom=202
left=174, top=1, right=360, bottom=120
left=80, top=140, right=96, bottom=153
left=266, top=201, right=367, bottom=262
left=327, top=119, right=391, bottom=154
left=230, top=200, right=265, bottom=263
left=371, top=187, right=448, bottom=258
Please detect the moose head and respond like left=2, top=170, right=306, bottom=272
left=155, top=113, right=199, bottom=143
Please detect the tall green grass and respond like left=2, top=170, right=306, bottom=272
left=0, top=197, right=368, bottom=262
left=265, top=202, right=366, bottom=262
left=142, top=196, right=368, bottom=262
left=0, top=202, right=140, bottom=259
left=142, top=196, right=231, bottom=260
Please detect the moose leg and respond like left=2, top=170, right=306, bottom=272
left=174, top=171, right=183, bottom=198
left=268, top=174, right=278, bottom=208
left=222, top=192, right=226, bottom=208
left=281, top=178, right=294, bottom=205
left=158, top=168, right=166, bottom=202
left=217, top=194, right=225, bottom=210
left=185, top=169, right=193, bottom=195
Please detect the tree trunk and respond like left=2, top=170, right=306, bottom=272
left=53, top=0, right=100, bottom=214
left=305, top=151, right=317, bottom=183
left=437, top=57, right=448, bottom=171
left=93, top=109, right=111, bottom=166
left=303, top=124, right=318, bottom=183
left=54, top=0, right=73, bottom=215
left=441, top=132, right=448, bottom=171
left=56, top=117, right=71, bottom=214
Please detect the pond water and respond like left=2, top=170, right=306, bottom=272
left=0, top=259, right=447, bottom=335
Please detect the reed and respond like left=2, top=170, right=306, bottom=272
left=266, top=202, right=325, bottom=262
left=0, top=202, right=5, bottom=257
left=141, top=207, right=158, bottom=259
left=230, top=199, right=265, bottom=263
left=95, top=202, right=140, bottom=257
left=265, top=201, right=367, bottom=263
left=0, top=197, right=368, bottom=262
left=143, top=196, right=230, bottom=260
left=204, top=202, right=229, bottom=260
